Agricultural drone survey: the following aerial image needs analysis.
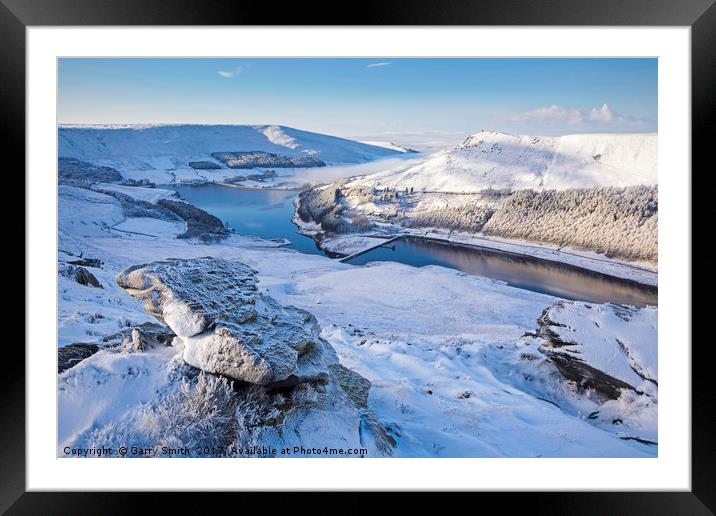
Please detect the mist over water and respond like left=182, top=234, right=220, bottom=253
left=296, top=155, right=425, bottom=184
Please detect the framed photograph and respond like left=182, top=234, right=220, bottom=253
left=7, top=0, right=713, bottom=509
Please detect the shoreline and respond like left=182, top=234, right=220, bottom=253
left=292, top=213, right=658, bottom=288
left=172, top=180, right=658, bottom=289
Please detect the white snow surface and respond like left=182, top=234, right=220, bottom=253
left=93, top=183, right=178, bottom=204
left=358, top=141, right=416, bottom=153
left=57, top=183, right=658, bottom=457
left=261, top=125, right=299, bottom=149
left=58, top=124, right=403, bottom=185
left=350, top=130, right=657, bottom=193
left=58, top=185, right=125, bottom=237
left=544, top=302, right=658, bottom=393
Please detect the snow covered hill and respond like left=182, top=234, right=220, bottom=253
left=350, top=130, right=657, bottom=193
left=358, top=141, right=419, bottom=153
left=58, top=124, right=404, bottom=184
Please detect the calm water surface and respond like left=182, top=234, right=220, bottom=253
left=173, top=183, right=323, bottom=255
left=347, top=237, right=657, bottom=307
left=172, top=184, right=657, bottom=307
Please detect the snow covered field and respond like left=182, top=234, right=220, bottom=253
left=58, top=181, right=658, bottom=458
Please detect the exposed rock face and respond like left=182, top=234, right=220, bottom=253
left=329, top=363, right=370, bottom=409
left=537, top=301, right=658, bottom=400
left=330, top=363, right=397, bottom=454
left=58, top=343, right=100, bottom=373
left=67, top=258, right=103, bottom=268
left=59, top=264, right=102, bottom=288
left=116, top=258, right=337, bottom=386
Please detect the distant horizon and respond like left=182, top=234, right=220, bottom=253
left=58, top=58, right=657, bottom=150
left=56, top=122, right=658, bottom=153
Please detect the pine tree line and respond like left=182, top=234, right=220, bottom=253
left=482, top=185, right=657, bottom=262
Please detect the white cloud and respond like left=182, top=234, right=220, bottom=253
left=510, top=103, right=643, bottom=127
left=587, top=103, right=616, bottom=123
left=366, top=62, right=391, bottom=68
left=513, top=105, right=583, bottom=125
left=217, top=66, right=245, bottom=78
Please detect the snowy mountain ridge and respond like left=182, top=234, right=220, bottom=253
left=350, top=130, right=657, bottom=193
left=59, top=123, right=401, bottom=166
left=358, top=141, right=419, bottom=153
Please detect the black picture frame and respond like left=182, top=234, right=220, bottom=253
left=5, top=0, right=713, bottom=511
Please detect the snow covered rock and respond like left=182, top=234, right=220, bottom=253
left=58, top=322, right=176, bottom=374
left=105, top=322, right=176, bottom=352
left=97, top=257, right=396, bottom=456
left=537, top=301, right=658, bottom=399
left=59, top=264, right=102, bottom=288
left=155, top=200, right=229, bottom=242
left=115, top=258, right=339, bottom=386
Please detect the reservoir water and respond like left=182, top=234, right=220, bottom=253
left=173, top=184, right=657, bottom=307
left=346, top=237, right=657, bottom=307
left=173, top=183, right=323, bottom=255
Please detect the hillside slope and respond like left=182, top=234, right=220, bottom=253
left=58, top=124, right=403, bottom=183
left=350, top=131, right=657, bottom=193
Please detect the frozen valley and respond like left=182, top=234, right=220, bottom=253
left=56, top=125, right=659, bottom=458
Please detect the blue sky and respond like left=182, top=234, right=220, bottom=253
left=58, top=58, right=657, bottom=148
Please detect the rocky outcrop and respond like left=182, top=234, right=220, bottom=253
left=113, top=257, right=394, bottom=456
left=97, top=188, right=182, bottom=222
left=58, top=322, right=175, bottom=374
left=329, top=363, right=370, bottom=409
left=156, top=200, right=229, bottom=242
left=329, top=363, right=397, bottom=454
left=117, top=258, right=335, bottom=386
left=67, top=257, right=103, bottom=268
left=59, top=264, right=102, bottom=288
left=537, top=301, right=658, bottom=400
left=58, top=343, right=100, bottom=373
left=100, top=322, right=176, bottom=352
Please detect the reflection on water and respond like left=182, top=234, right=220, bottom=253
left=347, top=237, right=657, bottom=307
left=171, top=185, right=656, bottom=306
left=172, top=184, right=323, bottom=255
